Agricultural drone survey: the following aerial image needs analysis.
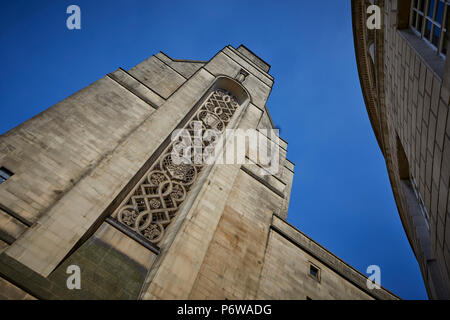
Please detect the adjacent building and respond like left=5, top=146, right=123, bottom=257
left=352, top=0, right=450, bottom=299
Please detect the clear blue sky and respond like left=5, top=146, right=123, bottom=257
left=0, top=0, right=428, bottom=299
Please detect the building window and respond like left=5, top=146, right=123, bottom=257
left=309, top=263, right=320, bottom=281
left=396, top=135, right=430, bottom=230
left=0, top=167, right=13, bottom=184
left=410, top=177, right=431, bottom=229
left=410, top=0, right=449, bottom=57
left=108, top=89, right=240, bottom=246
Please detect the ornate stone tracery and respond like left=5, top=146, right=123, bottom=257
left=110, top=89, right=239, bottom=245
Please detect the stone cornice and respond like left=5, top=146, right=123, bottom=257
left=271, top=214, right=400, bottom=300
left=351, top=0, right=385, bottom=154
left=351, top=0, right=418, bottom=270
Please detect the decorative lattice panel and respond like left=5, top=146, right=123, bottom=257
left=110, top=89, right=239, bottom=244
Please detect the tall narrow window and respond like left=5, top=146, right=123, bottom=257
left=396, top=136, right=430, bottom=230
left=108, top=89, right=240, bottom=246
left=410, top=0, right=449, bottom=57
left=0, top=167, right=13, bottom=184
left=410, top=177, right=430, bottom=229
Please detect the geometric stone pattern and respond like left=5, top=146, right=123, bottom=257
left=0, top=44, right=399, bottom=300
left=111, top=89, right=239, bottom=244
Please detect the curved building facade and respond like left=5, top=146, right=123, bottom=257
left=352, top=0, right=450, bottom=299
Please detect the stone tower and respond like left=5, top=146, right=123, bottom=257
left=352, top=0, right=450, bottom=299
left=0, top=45, right=397, bottom=300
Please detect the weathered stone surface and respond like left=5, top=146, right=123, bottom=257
left=127, top=56, right=186, bottom=99
left=155, top=52, right=205, bottom=79
left=0, top=45, right=397, bottom=300
left=258, top=231, right=373, bottom=300
left=0, top=277, right=36, bottom=300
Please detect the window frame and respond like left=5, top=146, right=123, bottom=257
left=410, top=0, right=449, bottom=57
left=308, top=263, right=321, bottom=282
left=106, top=86, right=243, bottom=250
left=410, top=177, right=430, bottom=230
left=0, top=167, right=14, bottom=184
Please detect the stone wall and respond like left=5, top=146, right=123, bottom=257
left=0, top=45, right=397, bottom=300
left=383, top=1, right=450, bottom=298
left=352, top=0, right=450, bottom=298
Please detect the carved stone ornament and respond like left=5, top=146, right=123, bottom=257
left=236, top=69, right=249, bottom=83
left=110, top=89, right=239, bottom=244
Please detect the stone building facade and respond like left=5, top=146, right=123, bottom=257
left=0, top=45, right=397, bottom=300
left=352, top=0, right=450, bottom=299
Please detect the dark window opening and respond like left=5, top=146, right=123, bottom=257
left=309, top=264, right=320, bottom=281
left=0, top=167, right=13, bottom=184
left=399, top=0, right=414, bottom=29
left=396, top=136, right=430, bottom=229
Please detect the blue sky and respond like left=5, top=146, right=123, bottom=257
left=0, top=0, right=428, bottom=299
